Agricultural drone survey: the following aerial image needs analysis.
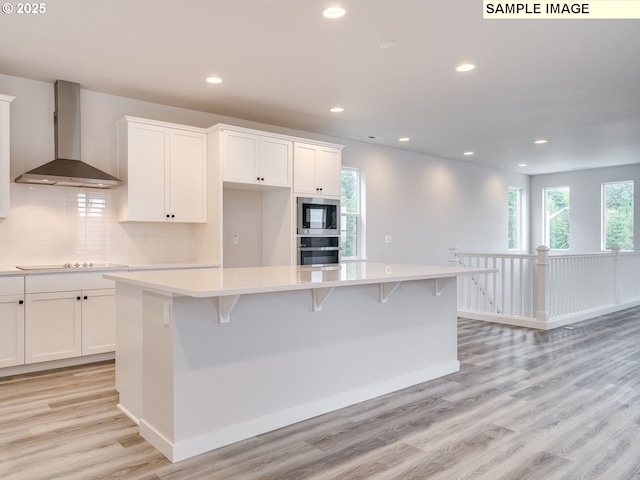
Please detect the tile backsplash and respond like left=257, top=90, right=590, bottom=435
left=0, top=183, right=196, bottom=266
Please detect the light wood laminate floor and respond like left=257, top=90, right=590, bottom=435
left=2, top=307, right=640, bottom=479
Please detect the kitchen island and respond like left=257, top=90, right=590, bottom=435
left=106, top=262, right=492, bottom=462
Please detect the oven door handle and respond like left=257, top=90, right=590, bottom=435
left=298, top=247, right=341, bottom=251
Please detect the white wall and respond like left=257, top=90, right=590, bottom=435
left=531, top=165, right=640, bottom=253
left=339, top=142, right=530, bottom=263
left=0, top=73, right=529, bottom=266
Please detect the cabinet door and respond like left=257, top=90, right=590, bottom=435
left=126, top=122, right=168, bottom=221
left=25, top=292, right=82, bottom=364
left=81, top=289, right=116, bottom=355
left=260, top=137, right=292, bottom=187
left=0, top=98, right=11, bottom=218
left=315, top=146, right=342, bottom=198
left=223, top=130, right=259, bottom=184
left=0, top=295, right=24, bottom=368
left=293, top=143, right=320, bottom=195
left=169, top=129, right=207, bottom=222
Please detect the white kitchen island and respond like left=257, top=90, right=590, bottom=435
left=106, top=262, right=492, bottom=462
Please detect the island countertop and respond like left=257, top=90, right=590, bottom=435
left=110, top=261, right=496, bottom=462
left=104, top=262, right=494, bottom=298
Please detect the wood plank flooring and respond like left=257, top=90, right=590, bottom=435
left=2, top=307, right=640, bottom=479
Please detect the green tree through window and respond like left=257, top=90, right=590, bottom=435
left=603, top=181, right=634, bottom=250
left=545, top=187, right=570, bottom=249
left=508, top=187, right=522, bottom=250
left=341, top=168, right=361, bottom=258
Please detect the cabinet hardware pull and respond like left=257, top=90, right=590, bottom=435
left=18, top=300, right=23, bottom=305
left=171, top=214, right=175, bottom=218
left=166, top=214, right=170, bottom=218
left=77, top=296, right=81, bottom=300
left=84, top=296, right=88, bottom=300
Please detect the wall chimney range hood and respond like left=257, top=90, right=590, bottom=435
left=15, top=80, right=123, bottom=189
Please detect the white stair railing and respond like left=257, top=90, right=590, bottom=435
left=450, top=245, right=640, bottom=330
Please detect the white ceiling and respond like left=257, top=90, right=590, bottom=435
left=1, top=0, right=639, bottom=175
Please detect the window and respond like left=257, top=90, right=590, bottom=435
left=602, top=181, right=634, bottom=250
left=508, top=187, right=523, bottom=250
left=341, top=168, right=365, bottom=259
left=544, top=186, right=570, bottom=249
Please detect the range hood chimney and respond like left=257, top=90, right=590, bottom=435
left=15, top=80, right=123, bottom=189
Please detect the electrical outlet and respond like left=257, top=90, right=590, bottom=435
left=142, top=234, right=150, bottom=245
left=384, top=235, right=392, bottom=244
left=232, top=234, right=239, bottom=245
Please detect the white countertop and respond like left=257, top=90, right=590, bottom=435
left=0, top=262, right=219, bottom=276
left=104, top=263, right=495, bottom=298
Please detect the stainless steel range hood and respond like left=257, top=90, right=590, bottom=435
left=15, top=80, right=123, bottom=189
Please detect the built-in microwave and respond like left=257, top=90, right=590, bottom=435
left=297, top=197, right=340, bottom=235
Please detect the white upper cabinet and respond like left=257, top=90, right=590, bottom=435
left=221, top=128, right=292, bottom=188
left=293, top=142, right=342, bottom=198
left=0, top=94, right=15, bottom=218
left=117, top=117, right=207, bottom=223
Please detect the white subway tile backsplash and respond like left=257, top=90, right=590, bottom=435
left=1, top=183, right=196, bottom=266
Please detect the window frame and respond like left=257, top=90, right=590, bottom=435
left=340, top=167, right=366, bottom=260
left=543, top=186, right=571, bottom=250
left=601, top=180, right=634, bottom=251
left=508, top=186, right=524, bottom=251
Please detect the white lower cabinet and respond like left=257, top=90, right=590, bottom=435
left=0, top=294, right=25, bottom=368
left=25, top=291, right=82, bottom=363
left=81, top=289, right=116, bottom=355
left=24, top=273, right=116, bottom=364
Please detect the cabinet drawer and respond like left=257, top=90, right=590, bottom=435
left=26, top=272, right=116, bottom=294
left=0, top=276, right=24, bottom=295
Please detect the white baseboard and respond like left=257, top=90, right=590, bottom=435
left=459, top=299, right=640, bottom=330
left=117, top=403, right=140, bottom=426
left=0, top=352, right=115, bottom=378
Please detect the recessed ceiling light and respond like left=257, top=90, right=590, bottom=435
left=206, top=76, right=223, bottom=84
left=330, top=106, right=344, bottom=113
left=398, top=137, right=410, bottom=142
left=455, top=64, right=476, bottom=72
left=534, top=139, right=548, bottom=144
left=379, top=39, right=397, bottom=49
left=518, top=163, right=527, bottom=167
left=323, top=7, right=345, bottom=18
left=463, top=151, right=474, bottom=156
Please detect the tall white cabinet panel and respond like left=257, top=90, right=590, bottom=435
left=81, top=288, right=116, bottom=355
left=169, top=129, right=208, bottom=222
left=118, top=117, right=207, bottom=223
left=0, top=94, right=15, bottom=218
left=293, top=142, right=342, bottom=198
left=25, top=291, right=82, bottom=364
left=123, top=122, right=166, bottom=221
left=223, top=130, right=259, bottom=184
left=221, top=128, right=292, bottom=188
left=260, top=136, right=292, bottom=188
